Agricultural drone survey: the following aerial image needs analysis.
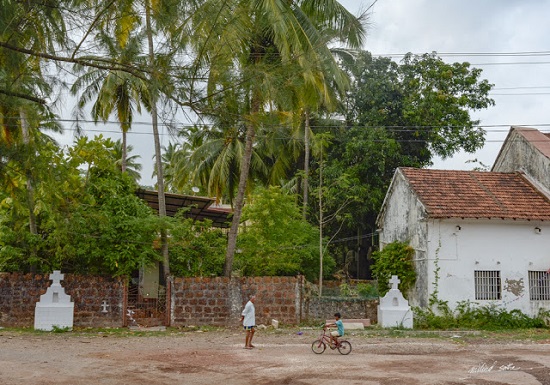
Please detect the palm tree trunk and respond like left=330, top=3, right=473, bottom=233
left=121, top=129, right=127, bottom=173
left=302, top=110, right=310, bottom=219
left=318, top=147, right=323, bottom=296
left=20, top=109, right=38, bottom=273
left=223, top=121, right=255, bottom=277
left=223, top=39, right=265, bottom=277
left=145, top=0, right=170, bottom=277
left=223, top=83, right=261, bottom=277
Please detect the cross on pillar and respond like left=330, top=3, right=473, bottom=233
left=49, top=270, right=64, bottom=285
left=101, top=300, right=110, bottom=313
left=389, top=275, right=401, bottom=290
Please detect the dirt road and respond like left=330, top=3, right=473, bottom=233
left=1, top=328, right=549, bottom=385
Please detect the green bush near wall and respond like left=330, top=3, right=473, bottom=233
left=371, top=241, right=416, bottom=297
left=414, top=300, right=550, bottom=330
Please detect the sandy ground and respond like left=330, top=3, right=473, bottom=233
left=1, top=328, right=549, bottom=385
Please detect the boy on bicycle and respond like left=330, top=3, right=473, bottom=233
left=325, top=312, right=344, bottom=346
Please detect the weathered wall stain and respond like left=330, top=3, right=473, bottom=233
left=504, top=278, right=524, bottom=296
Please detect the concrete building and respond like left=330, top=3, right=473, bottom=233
left=492, top=126, right=550, bottom=194
left=377, top=127, right=550, bottom=317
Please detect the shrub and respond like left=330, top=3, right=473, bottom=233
left=371, top=241, right=416, bottom=297
left=356, top=282, right=379, bottom=298
left=414, top=300, right=549, bottom=330
left=339, top=283, right=357, bottom=297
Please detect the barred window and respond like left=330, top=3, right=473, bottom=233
left=474, top=271, right=501, bottom=300
left=529, top=271, right=550, bottom=301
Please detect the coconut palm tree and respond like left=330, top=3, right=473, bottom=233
left=73, top=0, right=204, bottom=277
left=71, top=30, right=151, bottom=174
left=0, top=0, right=70, bottom=272
left=112, top=139, right=142, bottom=182
left=188, top=0, right=366, bottom=276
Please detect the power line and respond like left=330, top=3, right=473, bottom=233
left=470, top=61, right=550, bottom=66
left=491, top=92, right=550, bottom=96
left=372, top=50, right=550, bottom=58
left=52, top=120, right=550, bottom=131
left=31, top=128, right=550, bottom=145
left=493, top=86, right=550, bottom=90
left=3, top=116, right=550, bottom=133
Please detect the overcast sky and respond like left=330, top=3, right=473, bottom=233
left=55, top=1, right=550, bottom=185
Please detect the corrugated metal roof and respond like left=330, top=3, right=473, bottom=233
left=136, top=189, right=232, bottom=228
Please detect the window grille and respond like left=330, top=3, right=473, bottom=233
left=474, top=271, right=501, bottom=300
left=529, top=271, right=550, bottom=301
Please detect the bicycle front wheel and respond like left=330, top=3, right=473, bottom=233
left=337, top=340, right=352, bottom=355
left=311, top=339, right=326, bottom=354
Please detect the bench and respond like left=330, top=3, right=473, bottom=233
left=326, top=318, right=371, bottom=330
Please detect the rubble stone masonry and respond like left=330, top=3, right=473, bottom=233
left=0, top=273, right=125, bottom=328
left=1, top=273, right=377, bottom=328
left=171, top=276, right=304, bottom=326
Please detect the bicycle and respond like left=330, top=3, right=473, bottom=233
left=311, top=326, right=352, bottom=355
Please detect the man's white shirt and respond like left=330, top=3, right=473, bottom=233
left=242, top=300, right=255, bottom=327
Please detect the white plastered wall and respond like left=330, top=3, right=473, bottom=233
left=425, top=219, right=550, bottom=317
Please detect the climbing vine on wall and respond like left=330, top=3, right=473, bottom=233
left=371, top=241, right=416, bottom=297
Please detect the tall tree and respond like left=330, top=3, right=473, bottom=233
left=343, top=52, right=494, bottom=162
left=1, top=0, right=69, bottom=272
left=312, top=51, right=495, bottom=278
left=112, top=139, right=142, bottom=182
left=144, top=0, right=171, bottom=276
left=236, top=186, right=332, bottom=282
left=71, top=0, right=197, bottom=277
left=189, top=0, right=366, bottom=277
left=71, top=31, right=151, bottom=174
left=154, top=142, right=185, bottom=193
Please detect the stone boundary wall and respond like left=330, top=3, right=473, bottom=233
left=0, top=273, right=125, bottom=328
left=171, top=276, right=304, bottom=326
left=303, top=296, right=379, bottom=324
left=1, top=273, right=378, bottom=328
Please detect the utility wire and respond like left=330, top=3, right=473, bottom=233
left=3, top=117, right=550, bottom=137
left=371, top=50, right=550, bottom=58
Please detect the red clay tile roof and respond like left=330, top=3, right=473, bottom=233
left=400, top=168, right=550, bottom=220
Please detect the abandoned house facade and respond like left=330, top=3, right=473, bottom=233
left=377, top=126, right=550, bottom=317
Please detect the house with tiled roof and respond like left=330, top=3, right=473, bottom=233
left=377, top=127, right=550, bottom=317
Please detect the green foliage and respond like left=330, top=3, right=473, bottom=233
left=356, top=282, right=379, bottom=298
left=338, top=282, right=356, bottom=297
left=167, top=214, right=227, bottom=277
left=320, top=126, right=402, bottom=230
left=335, top=282, right=378, bottom=298
left=343, top=52, right=494, bottom=162
left=0, top=138, right=73, bottom=272
left=1, top=0, right=497, bottom=283
left=309, top=51, right=494, bottom=278
left=429, top=240, right=442, bottom=306
left=414, top=300, right=550, bottom=330
left=371, top=241, right=416, bottom=297
left=235, top=186, right=334, bottom=281
left=54, top=166, right=160, bottom=276
left=0, top=136, right=160, bottom=276
left=50, top=325, right=71, bottom=333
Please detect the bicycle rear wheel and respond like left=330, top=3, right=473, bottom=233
left=311, top=339, right=326, bottom=354
left=337, top=340, right=352, bottom=355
